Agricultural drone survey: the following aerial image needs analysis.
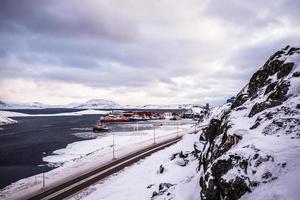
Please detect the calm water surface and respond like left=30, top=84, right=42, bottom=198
left=0, top=108, right=184, bottom=189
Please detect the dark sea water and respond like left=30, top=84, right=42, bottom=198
left=0, top=108, right=183, bottom=189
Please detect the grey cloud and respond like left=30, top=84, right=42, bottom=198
left=0, top=0, right=138, bottom=41
left=0, top=0, right=299, bottom=105
left=225, top=36, right=300, bottom=76
left=204, top=0, right=300, bottom=28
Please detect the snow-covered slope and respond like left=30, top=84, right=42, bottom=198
left=198, top=46, right=300, bottom=200
left=72, top=129, right=203, bottom=200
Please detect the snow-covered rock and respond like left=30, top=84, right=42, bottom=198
left=207, top=103, right=231, bottom=121
left=199, top=46, right=300, bottom=200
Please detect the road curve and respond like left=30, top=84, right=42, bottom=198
left=26, top=135, right=185, bottom=200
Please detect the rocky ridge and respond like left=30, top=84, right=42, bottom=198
left=198, top=46, right=300, bottom=200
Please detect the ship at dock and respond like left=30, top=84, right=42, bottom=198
left=99, top=111, right=166, bottom=123
left=92, top=121, right=110, bottom=133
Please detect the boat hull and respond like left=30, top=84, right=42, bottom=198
left=93, top=127, right=109, bottom=133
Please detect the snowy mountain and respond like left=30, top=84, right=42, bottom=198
left=0, top=99, right=202, bottom=110
left=198, top=46, right=300, bottom=199
left=0, top=99, right=121, bottom=109
left=71, top=99, right=121, bottom=109
left=0, top=101, right=46, bottom=109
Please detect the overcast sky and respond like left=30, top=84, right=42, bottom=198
left=0, top=0, right=299, bottom=106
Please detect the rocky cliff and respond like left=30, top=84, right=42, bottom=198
left=198, top=46, right=300, bottom=200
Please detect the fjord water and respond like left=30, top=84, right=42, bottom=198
left=0, top=113, right=100, bottom=189
left=0, top=108, right=183, bottom=189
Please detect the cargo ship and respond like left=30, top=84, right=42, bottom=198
left=99, top=111, right=166, bottom=123
left=100, top=114, right=131, bottom=123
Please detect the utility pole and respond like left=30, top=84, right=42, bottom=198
left=112, top=132, right=115, bottom=160
left=153, top=126, right=156, bottom=144
left=176, top=120, right=179, bottom=137
left=42, top=173, right=45, bottom=188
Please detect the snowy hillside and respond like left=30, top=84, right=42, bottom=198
left=198, top=46, right=300, bottom=200
left=70, top=128, right=203, bottom=200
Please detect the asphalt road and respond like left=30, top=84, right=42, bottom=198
left=26, top=135, right=185, bottom=200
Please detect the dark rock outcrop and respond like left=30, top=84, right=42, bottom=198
left=151, top=183, right=175, bottom=199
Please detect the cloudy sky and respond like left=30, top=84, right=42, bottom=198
left=0, top=0, right=299, bottom=106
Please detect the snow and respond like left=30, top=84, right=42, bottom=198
left=0, top=116, right=17, bottom=126
left=191, top=106, right=205, bottom=114
left=208, top=103, right=231, bottom=121
left=0, top=99, right=120, bottom=109
left=0, top=99, right=204, bottom=110
left=0, top=103, right=44, bottom=110
left=43, top=122, right=193, bottom=166
left=200, top=46, right=300, bottom=199
left=69, top=127, right=204, bottom=200
left=72, top=99, right=120, bottom=109
left=0, top=120, right=197, bottom=200
left=241, top=158, right=300, bottom=200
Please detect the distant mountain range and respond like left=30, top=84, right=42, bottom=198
left=0, top=99, right=202, bottom=110
left=0, top=101, right=49, bottom=109
left=70, top=99, right=121, bottom=109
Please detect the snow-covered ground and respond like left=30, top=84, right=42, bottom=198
left=207, top=103, right=231, bottom=121
left=220, top=96, right=300, bottom=200
left=0, top=120, right=196, bottom=200
left=70, top=126, right=204, bottom=200
left=44, top=122, right=193, bottom=166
